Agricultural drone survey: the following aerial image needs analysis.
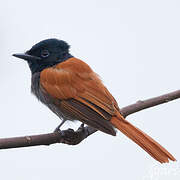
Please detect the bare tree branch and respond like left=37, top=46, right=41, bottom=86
left=0, top=89, right=180, bottom=150
left=120, top=90, right=180, bottom=117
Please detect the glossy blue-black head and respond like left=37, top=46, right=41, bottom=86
left=13, top=38, right=73, bottom=74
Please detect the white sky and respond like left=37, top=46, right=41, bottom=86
left=0, top=0, right=180, bottom=179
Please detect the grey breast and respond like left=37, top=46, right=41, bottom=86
left=31, top=72, right=64, bottom=120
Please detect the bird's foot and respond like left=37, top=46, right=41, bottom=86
left=59, top=128, right=78, bottom=145
left=56, top=124, right=87, bottom=145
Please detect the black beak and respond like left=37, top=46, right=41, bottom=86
left=12, top=53, right=41, bottom=61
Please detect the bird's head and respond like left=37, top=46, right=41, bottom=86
left=13, top=38, right=72, bottom=74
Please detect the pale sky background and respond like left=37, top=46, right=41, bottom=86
left=0, top=0, right=180, bottom=179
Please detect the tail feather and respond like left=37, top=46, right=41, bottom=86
left=111, top=114, right=176, bottom=163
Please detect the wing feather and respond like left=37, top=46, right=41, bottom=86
left=40, top=58, right=119, bottom=135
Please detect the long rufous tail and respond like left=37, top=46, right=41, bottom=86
left=111, top=113, right=176, bottom=163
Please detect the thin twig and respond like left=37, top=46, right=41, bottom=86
left=0, top=89, right=179, bottom=149
left=120, top=90, right=180, bottom=117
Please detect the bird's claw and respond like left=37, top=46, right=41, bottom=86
left=60, top=128, right=78, bottom=144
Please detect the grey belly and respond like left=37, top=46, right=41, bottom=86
left=31, top=72, right=67, bottom=121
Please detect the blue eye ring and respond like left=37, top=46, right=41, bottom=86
left=41, top=50, right=50, bottom=58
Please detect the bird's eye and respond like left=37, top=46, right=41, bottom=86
left=41, top=50, right=50, bottom=58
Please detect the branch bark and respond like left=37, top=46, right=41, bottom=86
left=0, top=90, right=180, bottom=149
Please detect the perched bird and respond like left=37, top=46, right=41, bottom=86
left=13, top=38, right=175, bottom=163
